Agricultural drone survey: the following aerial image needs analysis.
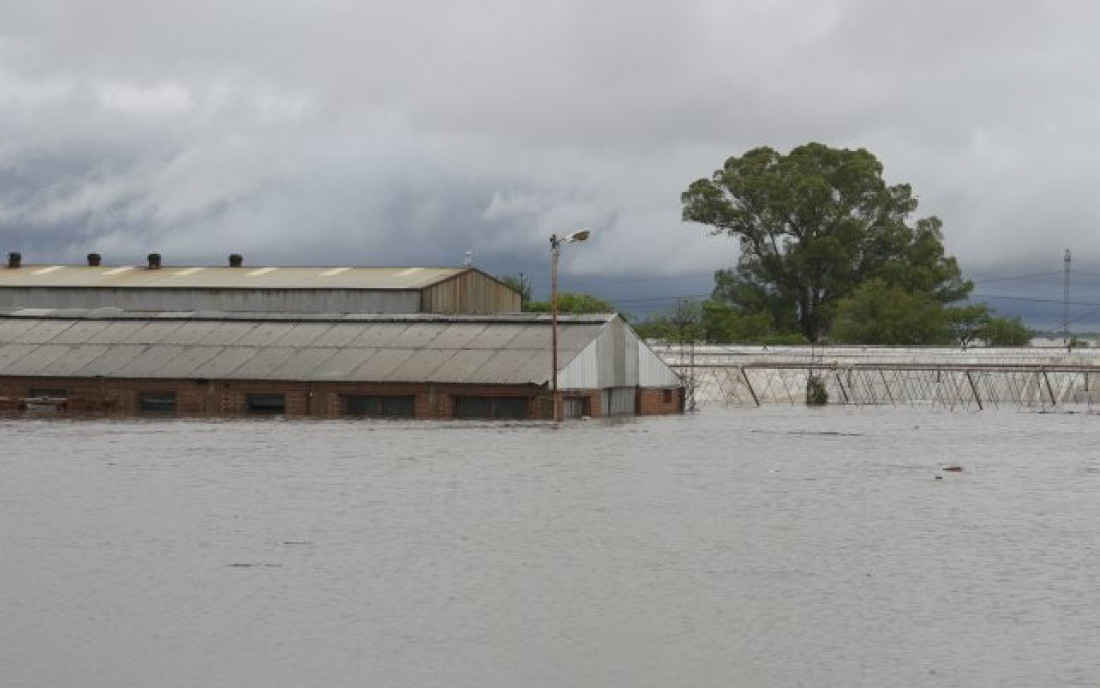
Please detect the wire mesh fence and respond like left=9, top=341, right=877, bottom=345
left=655, top=344, right=1100, bottom=411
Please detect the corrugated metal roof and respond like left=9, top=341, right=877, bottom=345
left=0, top=310, right=639, bottom=386
left=0, top=265, right=476, bottom=290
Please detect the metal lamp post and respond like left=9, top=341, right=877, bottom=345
left=550, top=229, right=590, bottom=421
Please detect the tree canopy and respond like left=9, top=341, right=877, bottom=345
left=682, top=143, right=972, bottom=343
left=527, top=291, right=617, bottom=315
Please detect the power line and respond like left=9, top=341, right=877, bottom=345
left=969, top=270, right=1064, bottom=283
left=972, top=293, right=1100, bottom=306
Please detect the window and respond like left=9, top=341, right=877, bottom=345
left=562, top=396, right=589, bottom=419
left=28, top=388, right=66, bottom=399
left=139, top=392, right=177, bottom=413
left=246, top=393, right=286, bottom=414
left=454, top=396, right=528, bottom=420
left=343, top=395, right=415, bottom=418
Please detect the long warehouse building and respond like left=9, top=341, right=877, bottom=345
left=0, top=309, right=683, bottom=418
left=0, top=254, right=684, bottom=418
left=0, top=252, right=521, bottom=315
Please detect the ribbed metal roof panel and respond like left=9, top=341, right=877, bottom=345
left=226, top=348, right=298, bottom=379
left=309, top=324, right=365, bottom=348
left=233, top=322, right=298, bottom=346
left=350, top=348, right=418, bottom=381
left=424, top=349, right=498, bottom=383
left=73, top=344, right=150, bottom=377
left=462, top=324, right=526, bottom=350
left=422, top=323, right=486, bottom=350
left=190, top=347, right=261, bottom=378
left=268, top=348, right=342, bottom=380
left=127, top=321, right=187, bottom=344
left=154, top=320, right=225, bottom=345
left=182, top=321, right=254, bottom=346
left=348, top=323, right=410, bottom=348
left=39, top=344, right=118, bottom=376
left=387, top=349, right=457, bottom=382
left=0, top=266, right=469, bottom=289
left=480, top=349, right=553, bottom=384
left=394, top=322, right=450, bottom=348
left=0, top=319, right=31, bottom=341
left=85, top=320, right=152, bottom=344
left=0, top=319, right=74, bottom=343
left=153, top=346, right=224, bottom=378
left=0, top=312, right=678, bottom=387
left=0, top=343, right=36, bottom=369
left=50, top=320, right=110, bottom=344
left=311, top=348, right=374, bottom=380
left=5, top=344, right=75, bottom=375
left=272, top=323, right=332, bottom=347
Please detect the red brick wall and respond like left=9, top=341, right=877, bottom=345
left=637, top=387, right=684, bottom=415
left=0, top=377, right=683, bottom=418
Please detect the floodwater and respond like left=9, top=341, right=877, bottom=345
left=3, top=408, right=1100, bottom=688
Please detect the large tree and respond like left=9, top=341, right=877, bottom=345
left=682, top=143, right=972, bottom=342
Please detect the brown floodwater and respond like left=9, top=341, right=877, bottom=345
left=3, top=408, right=1099, bottom=687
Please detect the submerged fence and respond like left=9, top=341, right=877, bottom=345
left=655, top=345, right=1100, bottom=411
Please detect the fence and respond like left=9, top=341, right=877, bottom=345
left=655, top=344, right=1100, bottom=411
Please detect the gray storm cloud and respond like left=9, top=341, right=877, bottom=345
left=2, top=0, right=1100, bottom=293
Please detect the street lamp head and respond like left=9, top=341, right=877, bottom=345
left=566, top=229, right=590, bottom=243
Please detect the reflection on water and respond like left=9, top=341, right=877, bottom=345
left=3, top=409, right=1100, bottom=688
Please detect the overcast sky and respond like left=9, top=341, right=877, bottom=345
left=3, top=0, right=1100, bottom=316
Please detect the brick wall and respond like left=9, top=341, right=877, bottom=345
left=0, top=376, right=682, bottom=418
left=637, top=387, right=685, bottom=415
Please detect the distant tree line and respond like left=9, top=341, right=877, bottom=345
left=496, top=275, right=618, bottom=315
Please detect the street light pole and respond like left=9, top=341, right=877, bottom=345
left=550, top=229, right=590, bottom=422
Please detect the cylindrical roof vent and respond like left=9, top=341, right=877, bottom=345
left=87, top=253, right=102, bottom=267
left=7, top=252, right=21, bottom=269
left=228, top=253, right=243, bottom=267
left=147, top=253, right=162, bottom=269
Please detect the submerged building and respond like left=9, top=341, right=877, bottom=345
left=0, top=254, right=684, bottom=418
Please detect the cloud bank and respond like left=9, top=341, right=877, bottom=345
left=3, top=0, right=1100, bottom=310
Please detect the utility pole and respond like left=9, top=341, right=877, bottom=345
left=1064, top=249, right=1071, bottom=349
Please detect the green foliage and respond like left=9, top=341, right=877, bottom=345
left=700, top=299, right=776, bottom=343
left=636, top=298, right=812, bottom=344
left=806, top=375, right=829, bottom=405
left=830, top=280, right=951, bottom=345
left=634, top=299, right=702, bottom=342
left=527, top=291, right=617, bottom=315
left=982, top=316, right=1032, bottom=347
left=497, top=274, right=532, bottom=309
left=762, top=332, right=812, bottom=346
left=945, top=303, right=992, bottom=347
left=683, top=143, right=972, bottom=342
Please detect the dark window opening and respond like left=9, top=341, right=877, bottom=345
left=562, top=396, right=589, bottom=419
left=343, top=395, right=415, bottom=418
left=29, top=388, right=67, bottom=399
left=139, top=392, right=177, bottom=413
left=662, top=389, right=674, bottom=404
left=246, top=393, right=286, bottom=414
left=455, top=396, right=528, bottom=420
